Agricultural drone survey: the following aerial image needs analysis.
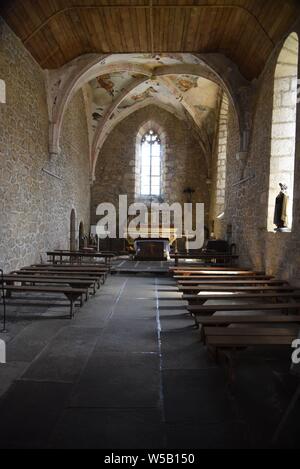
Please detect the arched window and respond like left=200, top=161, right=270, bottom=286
left=0, top=79, right=6, bottom=104
left=140, top=130, right=162, bottom=197
left=268, top=33, right=299, bottom=231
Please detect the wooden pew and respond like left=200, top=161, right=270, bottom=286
left=171, top=253, right=239, bottom=267
left=273, top=331, right=300, bottom=444
left=196, top=315, right=300, bottom=328
left=20, top=266, right=108, bottom=284
left=14, top=270, right=105, bottom=288
left=47, top=251, right=115, bottom=267
left=177, top=279, right=287, bottom=286
left=187, top=302, right=300, bottom=329
left=172, top=271, right=264, bottom=277
left=178, top=282, right=288, bottom=294
left=179, top=285, right=296, bottom=294
left=188, top=303, right=300, bottom=317
left=170, top=266, right=249, bottom=272
left=203, top=325, right=300, bottom=383
left=3, top=275, right=97, bottom=297
left=32, top=263, right=108, bottom=269
left=29, top=264, right=109, bottom=275
left=3, top=285, right=87, bottom=318
left=174, top=275, right=273, bottom=281
left=183, top=292, right=300, bottom=305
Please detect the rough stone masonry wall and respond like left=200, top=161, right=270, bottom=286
left=91, top=105, right=210, bottom=232
left=0, top=19, right=90, bottom=273
left=268, top=33, right=298, bottom=231
left=223, top=25, right=300, bottom=283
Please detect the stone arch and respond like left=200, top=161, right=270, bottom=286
left=69, top=208, right=77, bottom=251
left=267, top=32, right=299, bottom=231
left=47, top=54, right=245, bottom=168
left=47, top=57, right=151, bottom=157
left=89, top=63, right=245, bottom=179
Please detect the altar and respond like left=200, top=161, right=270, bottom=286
left=134, top=238, right=170, bottom=261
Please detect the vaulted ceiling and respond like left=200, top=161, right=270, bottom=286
left=80, top=53, right=221, bottom=175
left=1, top=0, right=300, bottom=80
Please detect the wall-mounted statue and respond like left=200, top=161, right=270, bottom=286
left=274, top=183, right=289, bottom=232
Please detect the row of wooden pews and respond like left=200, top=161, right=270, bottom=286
left=1, top=262, right=110, bottom=319
left=171, top=252, right=239, bottom=267
left=169, top=265, right=300, bottom=380
left=46, top=250, right=116, bottom=267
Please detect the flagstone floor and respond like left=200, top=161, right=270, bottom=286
left=0, top=268, right=299, bottom=449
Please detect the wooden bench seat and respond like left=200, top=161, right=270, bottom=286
left=169, top=263, right=252, bottom=273
left=171, top=253, right=239, bottom=267
left=32, top=263, right=108, bottom=269
left=27, top=264, right=108, bottom=274
left=14, top=270, right=104, bottom=287
left=197, top=315, right=300, bottom=327
left=186, top=301, right=300, bottom=329
left=178, top=279, right=287, bottom=286
left=3, top=285, right=87, bottom=318
left=203, top=325, right=300, bottom=383
left=20, top=267, right=107, bottom=283
left=174, top=275, right=273, bottom=281
left=172, top=270, right=264, bottom=277
left=4, top=275, right=97, bottom=297
left=25, top=267, right=109, bottom=279
left=204, top=326, right=300, bottom=346
left=47, top=251, right=115, bottom=267
left=178, top=284, right=290, bottom=294
left=183, top=291, right=300, bottom=304
left=188, top=303, right=300, bottom=317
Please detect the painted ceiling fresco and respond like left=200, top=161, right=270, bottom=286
left=83, top=54, right=222, bottom=159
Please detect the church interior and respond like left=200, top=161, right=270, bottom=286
left=1, top=0, right=300, bottom=450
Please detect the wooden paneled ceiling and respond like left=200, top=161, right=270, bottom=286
left=1, top=0, right=300, bottom=80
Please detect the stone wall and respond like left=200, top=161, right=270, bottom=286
left=91, top=105, right=210, bottom=234
left=268, top=33, right=298, bottom=230
left=220, top=27, right=300, bottom=283
left=0, top=19, right=90, bottom=272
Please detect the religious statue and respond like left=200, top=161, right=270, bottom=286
left=274, top=183, right=289, bottom=232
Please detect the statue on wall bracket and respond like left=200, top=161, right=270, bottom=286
left=274, top=183, right=289, bottom=232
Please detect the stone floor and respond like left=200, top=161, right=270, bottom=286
left=0, top=269, right=300, bottom=449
